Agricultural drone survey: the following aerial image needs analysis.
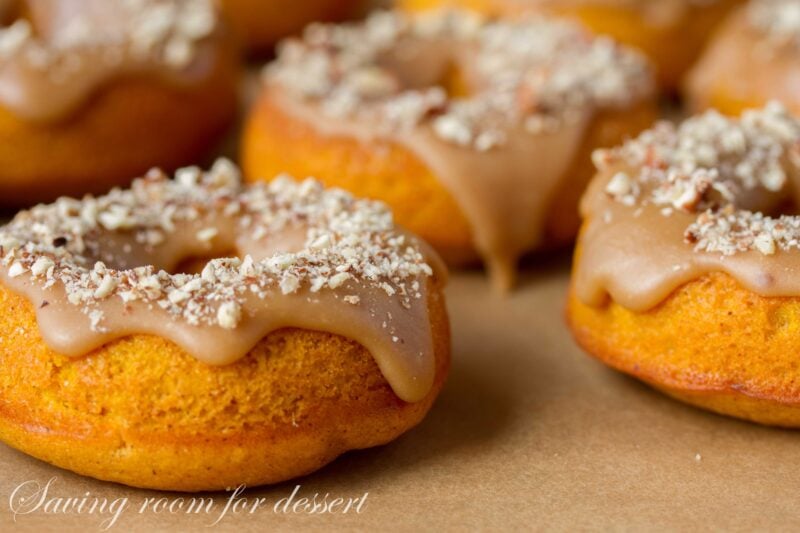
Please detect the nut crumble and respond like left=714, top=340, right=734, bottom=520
left=0, top=159, right=435, bottom=332
left=0, top=0, right=218, bottom=77
left=595, top=102, right=800, bottom=256
left=265, top=9, right=654, bottom=151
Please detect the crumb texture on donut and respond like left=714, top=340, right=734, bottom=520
left=568, top=272, right=800, bottom=427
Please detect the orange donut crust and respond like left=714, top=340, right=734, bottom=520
left=0, top=277, right=450, bottom=492
left=567, top=264, right=800, bottom=427
left=686, top=88, right=800, bottom=119
left=242, top=90, right=657, bottom=264
left=685, top=88, right=783, bottom=118
left=0, top=43, right=239, bottom=208
left=221, top=0, right=364, bottom=52
left=399, top=0, right=744, bottom=90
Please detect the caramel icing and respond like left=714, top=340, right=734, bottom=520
left=685, top=1, right=800, bottom=111
left=265, top=9, right=654, bottom=290
left=0, top=160, right=445, bottom=403
left=0, top=0, right=222, bottom=121
left=573, top=103, right=800, bottom=312
left=270, top=87, right=591, bottom=290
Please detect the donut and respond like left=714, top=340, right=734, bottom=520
left=397, top=0, right=744, bottom=90
left=242, top=9, right=657, bottom=290
left=0, top=159, right=450, bottom=491
left=686, top=0, right=800, bottom=116
left=219, top=0, right=365, bottom=52
left=567, top=102, right=800, bottom=426
left=0, top=0, right=239, bottom=207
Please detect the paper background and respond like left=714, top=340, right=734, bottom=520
left=1, top=255, right=799, bottom=531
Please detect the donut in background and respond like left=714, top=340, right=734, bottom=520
left=686, top=0, right=800, bottom=116
left=0, top=0, right=239, bottom=207
left=396, top=0, right=745, bottom=91
left=243, top=9, right=657, bottom=290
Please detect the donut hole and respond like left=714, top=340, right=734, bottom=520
left=377, top=44, right=474, bottom=98
left=79, top=219, right=309, bottom=277
left=170, top=249, right=241, bottom=275
left=86, top=247, right=244, bottom=276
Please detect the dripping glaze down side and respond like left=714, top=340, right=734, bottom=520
left=267, top=85, right=590, bottom=291
left=261, top=11, right=654, bottom=289
left=573, top=103, right=800, bottom=312
left=0, top=168, right=445, bottom=403
left=574, top=165, right=800, bottom=313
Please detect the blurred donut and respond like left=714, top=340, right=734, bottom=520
left=686, top=0, right=800, bottom=116
left=220, top=0, right=365, bottom=52
left=243, top=9, right=656, bottom=289
left=0, top=0, right=239, bottom=207
left=398, top=0, right=744, bottom=90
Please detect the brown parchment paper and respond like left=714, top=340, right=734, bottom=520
left=1, top=254, right=799, bottom=532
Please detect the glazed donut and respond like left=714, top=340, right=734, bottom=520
left=0, top=0, right=238, bottom=207
left=398, top=0, right=744, bottom=90
left=0, top=159, right=449, bottom=491
left=567, top=102, right=800, bottom=427
left=243, top=9, right=657, bottom=290
left=686, top=0, right=800, bottom=116
left=219, top=0, right=365, bottom=52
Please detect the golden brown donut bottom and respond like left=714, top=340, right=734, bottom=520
left=568, top=264, right=800, bottom=428
left=0, top=277, right=450, bottom=491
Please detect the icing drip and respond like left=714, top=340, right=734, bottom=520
left=0, top=0, right=222, bottom=121
left=574, top=103, right=800, bottom=312
left=265, top=9, right=654, bottom=289
left=0, top=160, right=444, bottom=403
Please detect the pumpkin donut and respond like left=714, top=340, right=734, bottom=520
left=242, top=9, right=657, bottom=290
left=397, top=0, right=744, bottom=90
left=0, top=159, right=449, bottom=492
left=567, top=102, right=800, bottom=427
left=219, top=0, right=365, bottom=53
left=0, top=0, right=239, bottom=207
left=685, top=0, right=800, bottom=116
